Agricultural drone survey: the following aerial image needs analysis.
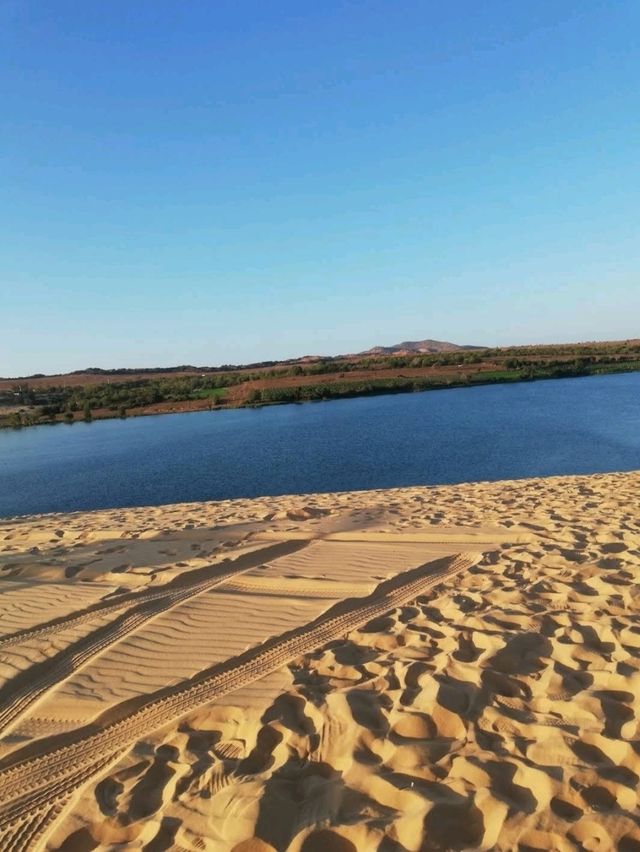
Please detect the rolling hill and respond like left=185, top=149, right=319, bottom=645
left=359, top=339, right=484, bottom=356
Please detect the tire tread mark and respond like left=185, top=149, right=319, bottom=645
left=0, top=540, right=306, bottom=650
left=0, top=541, right=309, bottom=738
left=0, top=552, right=479, bottom=851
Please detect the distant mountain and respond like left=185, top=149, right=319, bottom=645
left=359, top=339, right=485, bottom=356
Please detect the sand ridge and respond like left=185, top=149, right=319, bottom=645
left=0, top=471, right=639, bottom=849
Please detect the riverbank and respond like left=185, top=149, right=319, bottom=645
left=2, top=353, right=640, bottom=430
left=1, top=471, right=639, bottom=850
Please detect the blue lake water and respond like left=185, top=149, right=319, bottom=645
left=1, top=372, right=639, bottom=518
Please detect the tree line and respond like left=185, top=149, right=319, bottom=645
left=2, top=341, right=640, bottom=428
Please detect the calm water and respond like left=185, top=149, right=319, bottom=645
left=1, top=372, right=639, bottom=518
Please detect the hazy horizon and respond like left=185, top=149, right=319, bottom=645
left=3, top=1, right=640, bottom=375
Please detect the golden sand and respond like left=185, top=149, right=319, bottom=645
left=0, top=471, right=638, bottom=850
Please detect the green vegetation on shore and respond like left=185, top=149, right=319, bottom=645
left=2, top=341, right=640, bottom=429
left=247, top=358, right=640, bottom=405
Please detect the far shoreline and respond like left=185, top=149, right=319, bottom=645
left=2, top=362, right=639, bottom=432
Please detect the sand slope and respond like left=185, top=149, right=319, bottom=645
left=0, top=471, right=639, bottom=850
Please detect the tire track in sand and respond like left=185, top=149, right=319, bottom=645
left=0, top=551, right=480, bottom=851
left=0, top=540, right=300, bottom=650
left=0, top=540, right=308, bottom=738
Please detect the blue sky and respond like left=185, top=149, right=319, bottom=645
left=2, top=1, right=639, bottom=375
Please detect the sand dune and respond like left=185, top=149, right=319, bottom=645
left=0, top=471, right=638, bottom=850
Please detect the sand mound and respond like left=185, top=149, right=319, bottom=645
left=0, top=471, right=639, bottom=849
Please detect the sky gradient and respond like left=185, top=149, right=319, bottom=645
left=2, top=1, right=639, bottom=376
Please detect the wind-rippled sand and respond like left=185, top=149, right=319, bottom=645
left=0, top=471, right=639, bottom=851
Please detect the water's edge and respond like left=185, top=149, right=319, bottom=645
left=3, top=365, right=639, bottom=433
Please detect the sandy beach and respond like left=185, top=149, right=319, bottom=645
left=0, top=471, right=639, bottom=851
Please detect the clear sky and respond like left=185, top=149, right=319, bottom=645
left=2, top=1, right=639, bottom=375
